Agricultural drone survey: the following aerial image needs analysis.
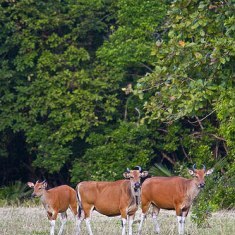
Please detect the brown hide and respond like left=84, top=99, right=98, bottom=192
left=27, top=181, right=77, bottom=220
left=77, top=179, right=137, bottom=218
left=138, top=167, right=213, bottom=235
left=43, top=185, right=78, bottom=214
left=141, top=176, right=197, bottom=214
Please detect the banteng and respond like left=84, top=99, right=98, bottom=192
left=27, top=180, right=78, bottom=235
left=138, top=165, right=213, bottom=235
left=76, top=167, right=148, bottom=235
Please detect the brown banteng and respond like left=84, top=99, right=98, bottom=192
left=76, top=167, right=148, bottom=235
left=138, top=165, right=213, bottom=235
left=27, top=180, right=78, bottom=235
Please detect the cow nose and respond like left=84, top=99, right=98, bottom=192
left=31, top=193, right=36, bottom=198
left=134, top=182, right=141, bottom=189
left=199, top=183, right=205, bottom=188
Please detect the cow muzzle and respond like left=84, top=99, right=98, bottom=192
left=198, top=183, right=205, bottom=188
left=134, top=182, right=141, bottom=190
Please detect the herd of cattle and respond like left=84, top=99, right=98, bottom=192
left=27, top=165, right=213, bottom=235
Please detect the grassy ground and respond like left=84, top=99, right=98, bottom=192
left=0, top=206, right=234, bottom=235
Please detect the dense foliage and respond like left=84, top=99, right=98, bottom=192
left=0, top=0, right=234, bottom=212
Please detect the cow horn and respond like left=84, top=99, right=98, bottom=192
left=42, top=179, right=47, bottom=184
left=136, top=166, right=142, bottom=172
left=202, top=164, right=206, bottom=172
left=192, top=164, right=196, bottom=172
left=126, top=168, right=130, bottom=173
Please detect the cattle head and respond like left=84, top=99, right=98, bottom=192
left=123, top=166, right=148, bottom=191
left=27, top=180, right=47, bottom=197
left=188, top=164, right=213, bottom=189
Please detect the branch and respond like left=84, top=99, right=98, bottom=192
left=223, top=142, right=229, bottom=154
left=190, top=132, right=226, bottom=141
left=188, top=110, right=216, bottom=125
left=135, top=107, right=140, bottom=126
left=180, top=142, right=192, bottom=162
left=161, top=152, right=176, bottom=165
left=138, top=62, right=153, bottom=72
left=195, top=116, right=204, bottom=130
left=210, top=134, right=226, bottom=141
left=157, top=128, right=168, bottom=133
left=141, top=82, right=165, bottom=92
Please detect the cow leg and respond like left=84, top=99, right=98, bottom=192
left=48, top=211, right=58, bottom=235
left=58, top=212, right=67, bottom=235
left=85, top=218, right=93, bottom=235
left=69, top=201, right=79, bottom=234
left=84, top=205, right=94, bottom=235
left=152, top=205, right=160, bottom=234
left=137, top=213, right=145, bottom=235
left=75, top=210, right=84, bottom=235
left=120, top=209, right=128, bottom=235
left=177, top=216, right=185, bottom=235
left=178, top=209, right=189, bottom=235
left=121, top=217, right=127, bottom=235
left=128, top=214, right=135, bottom=235
left=176, top=207, right=187, bottom=235
left=49, top=220, right=56, bottom=235
left=137, top=202, right=150, bottom=235
left=69, top=199, right=78, bottom=217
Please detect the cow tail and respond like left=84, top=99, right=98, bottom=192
left=76, top=184, right=83, bottom=218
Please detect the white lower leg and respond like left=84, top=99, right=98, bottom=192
left=58, top=213, right=67, bottom=235
left=177, top=216, right=185, bottom=235
left=85, top=218, right=93, bottom=235
left=50, top=220, right=56, bottom=235
left=121, top=218, right=127, bottom=235
left=181, top=217, right=185, bottom=234
left=152, top=213, right=160, bottom=233
left=128, top=215, right=134, bottom=235
left=137, top=213, right=146, bottom=235
left=75, top=217, right=82, bottom=235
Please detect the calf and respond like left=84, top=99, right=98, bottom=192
left=27, top=180, right=78, bottom=235
left=138, top=165, right=213, bottom=235
left=76, top=167, right=148, bottom=235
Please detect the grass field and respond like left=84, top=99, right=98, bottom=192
left=0, top=206, right=234, bottom=235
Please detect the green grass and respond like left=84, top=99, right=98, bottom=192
left=0, top=206, right=234, bottom=234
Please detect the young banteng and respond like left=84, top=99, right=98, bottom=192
left=76, top=166, right=148, bottom=235
left=27, top=180, right=78, bottom=235
left=138, top=164, right=213, bottom=235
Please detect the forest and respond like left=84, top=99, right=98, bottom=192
left=0, top=0, right=234, bottom=213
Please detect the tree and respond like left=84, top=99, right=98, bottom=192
left=136, top=0, right=235, bottom=208
left=0, top=0, right=117, bottom=177
left=71, top=121, right=154, bottom=182
left=69, top=0, right=169, bottom=181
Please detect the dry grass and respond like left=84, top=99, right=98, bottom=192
left=0, top=206, right=234, bottom=235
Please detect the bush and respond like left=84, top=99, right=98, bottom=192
left=0, top=181, right=32, bottom=206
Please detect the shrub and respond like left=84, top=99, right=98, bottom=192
left=0, top=181, right=32, bottom=206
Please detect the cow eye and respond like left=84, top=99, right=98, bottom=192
left=38, top=187, right=42, bottom=189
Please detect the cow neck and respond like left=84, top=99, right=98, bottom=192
left=135, top=189, right=141, bottom=205
left=126, top=181, right=139, bottom=214
left=186, top=179, right=201, bottom=202
left=40, top=189, right=50, bottom=205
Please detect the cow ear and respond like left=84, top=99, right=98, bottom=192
left=123, top=172, right=130, bottom=179
left=27, top=182, right=34, bottom=188
left=188, top=169, right=195, bottom=176
left=141, top=171, right=148, bottom=178
left=42, top=181, right=47, bottom=189
left=206, top=168, right=214, bottom=176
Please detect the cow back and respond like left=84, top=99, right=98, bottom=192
left=77, top=180, right=135, bottom=216
left=141, top=176, right=190, bottom=210
left=46, top=185, right=77, bottom=212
